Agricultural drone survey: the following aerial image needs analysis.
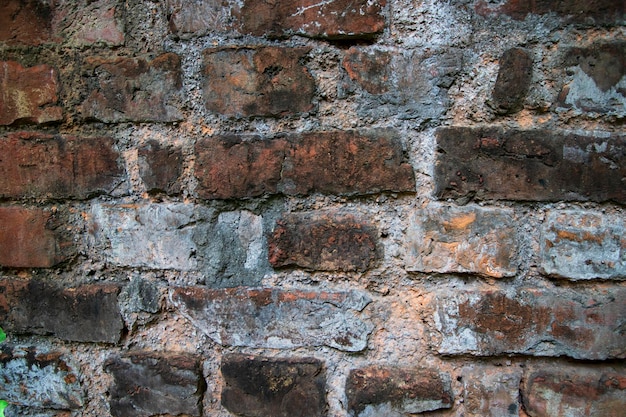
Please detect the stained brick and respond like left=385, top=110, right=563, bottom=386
left=221, top=355, right=326, bottom=417
left=104, top=352, right=204, bottom=417
left=138, top=140, right=183, bottom=194
left=194, top=129, right=415, bottom=199
left=0, top=279, right=123, bottom=343
left=0, top=0, right=56, bottom=45
left=345, top=366, right=453, bottom=416
left=202, top=46, right=315, bottom=117
left=462, top=366, right=522, bottom=417
left=430, top=286, right=626, bottom=360
left=80, top=53, right=183, bottom=123
left=57, top=0, right=124, bottom=46
left=0, top=132, right=124, bottom=199
left=405, top=204, right=518, bottom=278
left=167, top=0, right=228, bottom=38
left=0, top=347, right=83, bottom=409
left=434, top=127, right=626, bottom=204
left=343, top=47, right=393, bottom=94
left=541, top=210, right=625, bottom=280
left=269, top=210, right=380, bottom=272
left=170, top=287, right=373, bottom=351
left=491, top=48, right=533, bottom=114
left=0, top=61, right=63, bottom=126
left=476, top=0, right=625, bottom=24
left=0, top=207, right=71, bottom=268
left=233, top=0, right=386, bottom=39
left=522, top=364, right=626, bottom=417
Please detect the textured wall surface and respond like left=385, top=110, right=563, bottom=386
left=0, top=1, right=625, bottom=416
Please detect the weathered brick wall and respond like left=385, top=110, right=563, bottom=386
left=0, top=0, right=624, bottom=416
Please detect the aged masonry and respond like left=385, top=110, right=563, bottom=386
left=0, top=0, right=624, bottom=416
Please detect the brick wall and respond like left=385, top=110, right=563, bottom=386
left=0, top=1, right=624, bottom=416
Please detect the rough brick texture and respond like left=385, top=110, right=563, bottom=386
left=170, top=287, right=373, bottom=351
left=0, top=347, right=83, bottom=409
left=431, top=286, right=626, bottom=360
left=203, top=46, right=315, bottom=117
left=0, top=132, right=124, bottom=199
left=221, top=355, right=326, bottom=417
left=435, top=127, right=626, bottom=204
left=491, top=48, right=533, bottom=114
left=462, top=366, right=522, bottom=417
left=405, top=204, right=518, bottom=278
left=0, top=61, right=63, bottom=125
left=0, top=0, right=56, bottom=45
left=104, top=352, right=204, bottom=417
left=269, top=211, right=380, bottom=272
left=137, top=140, right=183, bottom=194
left=0, top=279, right=123, bottom=343
left=476, top=0, right=625, bottom=23
left=0, top=207, right=71, bottom=268
left=195, top=129, right=415, bottom=199
left=346, top=366, right=453, bottom=416
left=522, top=364, right=626, bottom=417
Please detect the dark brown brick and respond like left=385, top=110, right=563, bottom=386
left=221, top=355, right=326, bottom=417
left=431, top=286, right=626, bottom=359
left=434, top=127, right=626, bottom=204
left=522, top=364, right=626, bottom=417
left=0, top=207, right=71, bottom=268
left=563, top=42, right=626, bottom=92
left=203, top=46, right=315, bottom=117
left=0, top=347, right=83, bottom=409
left=105, top=352, right=204, bottom=417
left=491, top=48, right=533, bottom=114
left=80, top=53, right=183, bottom=123
left=346, top=366, right=453, bottom=416
left=343, top=47, right=392, bottom=94
left=269, top=210, right=380, bottom=272
left=0, top=61, right=63, bottom=126
left=0, top=0, right=56, bottom=46
left=233, top=0, right=386, bottom=39
left=194, top=129, right=415, bottom=199
left=0, top=132, right=124, bottom=199
left=476, top=0, right=625, bottom=24
left=138, top=140, right=183, bottom=194
left=0, top=279, right=123, bottom=343
left=170, top=286, right=373, bottom=351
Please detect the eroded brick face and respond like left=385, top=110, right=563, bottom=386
left=491, top=48, right=533, bottom=114
left=0, top=0, right=56, bottom=45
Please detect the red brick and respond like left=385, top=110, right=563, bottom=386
left=476, top=0, right=625, bottom=24
left=167, top=0, right=228, bottom=37
left=405, top=204, right=518, bottom=278
left=57, top=0, right=125, bottom=46
left=431, top=286, right=626, bottom=360
left=0, top=61, right=63, bottom=126
left=343, top=47, right=393, bottom=94
left=346, top=366, right=453, bottom=416
left=0, top=279, right=123, bottom=343
left=0, top=207, right=70, bottom=268
left=0, top=0, right=56, bottom=46
left=221, top=355, right=326, bottom=417
left=0, top=132, right=124, bottom=199
left=80, top=53, right=183, bottom=123
left=435, top=127, right=626, bottom=204
left=138, top=140, right=183, bottom=194
left=491, top=48, right=533, bottom=114
left=203, top=46, right=315, bottom=117
left=105, top=352, right=204, bottom=417
left=233, top=0, right=386, bottom=39
left=170, top=286, right=373, bottom=351
left=522, top=364, right=626, bottom=417
left=195, top=130, right=415, bottom=199
left=269, top=210, right=380, bottom=272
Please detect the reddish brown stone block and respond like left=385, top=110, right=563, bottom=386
left=491, top=48, right=533, bottom=114
left=476, top=0, right=625, bottom=24
left=0, top=207, right=70, bottom=268
left=105, top=352, right=204, bottom=417
left=522, top=364, right=626, bottom=417
left=269, top=211, right=380, bottom=272
left=195, top=130, right=415, bottom=199
left=138, top=140, right=183, bottom=194
left=0, top=0, right=56, bottom=46
left=346, top=366, right=453, bottom=416
left=203, top=46, right=315, bottom=117
left=221, top=355, right=326, bottom=417
left=80, top=53, right=183, bottom=123
left=431, top=286, right=626, bottom=359
left=0, top=279, right=123, bottom=343
left=0, top=132, right=124, bottom=199
left=343, top=47, right=393, bottom=94
left=435, top=127, right=626, bottom=204
left=0, top=61, right=63, bottom=126
left=233, top=0, right=386, bottom=39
